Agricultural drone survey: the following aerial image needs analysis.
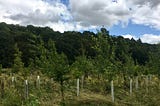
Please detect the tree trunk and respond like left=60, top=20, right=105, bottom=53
left=60, top=79, right=65, bottom=105
left=1, top=78, right=4, bottom=98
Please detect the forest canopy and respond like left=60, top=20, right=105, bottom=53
left=0, top=22, right=159, bottom=75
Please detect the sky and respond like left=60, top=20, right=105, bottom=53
left=0, top=0, right=160, bottom=44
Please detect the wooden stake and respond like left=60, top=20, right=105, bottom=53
left=145, top=76, right=149, bottom=93
left=77, top=78, right=79, bottom=96
left=81, top=75, right=84, bottom=89
left=51, top=78, right=53, bottom=83
left=12, top=76, right=14, bottom=83
left=25, top=80, right=28, bottom=99
left=37, top=76, right=40, bottom=89
left=111, top=80, right=114, bottom=102
left=135, top=76, right=138, bottom=90
left=0, top=78, right=4, bottom=98
left=130, top=78, right=132, bottom=95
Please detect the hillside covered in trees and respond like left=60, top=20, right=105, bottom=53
left=0, top=22, right=159, bottom=74
left=0, top=22, right=160, bottom=105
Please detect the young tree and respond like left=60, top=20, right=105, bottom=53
left=71, top=56, right=94, bottom=91
left=92, top=29, right=117, bottom=80
left=36, top=39, right=70, bottom=104
left=12, top=44, right=24, bottom=74
left=52, top=53, right=70, bottom=104
left=71, top=56, right=93, bottom=78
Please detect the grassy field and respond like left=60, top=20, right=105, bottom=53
left=0, top=72, right=160, bottom=106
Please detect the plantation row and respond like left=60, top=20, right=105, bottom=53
left=0, top=73, right=159, bottom=105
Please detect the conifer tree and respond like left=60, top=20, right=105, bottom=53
left=12, top=43, right=24, bottom=74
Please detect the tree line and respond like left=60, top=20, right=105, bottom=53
left=0, top=22, right=160, bottom=77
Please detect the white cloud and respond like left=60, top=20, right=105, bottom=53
left=122, top=34, right=160, bottom=44
left=0, top=0, right=73, bottom=32
left=69, top=0, right=160, bottom=30
left=131, top=1, right=160, bottom=30
left=69, top=0, right=131, bottom=27
left=47, top=21, right=97, bottom=32
left=122, top=34, right=138, bottom=40
left=0, top=0, right=160, bottom=33
left=141, top=34, right=160, bottom=44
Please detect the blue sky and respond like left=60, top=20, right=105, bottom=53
left=109, top=21, right=160, bottom=37
left=0, top=0, right=160, bottom=44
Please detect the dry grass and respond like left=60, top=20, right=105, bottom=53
left=1, top=73, right=160, bottom=106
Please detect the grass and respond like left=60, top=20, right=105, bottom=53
left=0, top=73, right=160, bottom=106
left=65, top=91, right=115, bottom=106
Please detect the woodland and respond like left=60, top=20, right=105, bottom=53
left=0, top=22, right=160, bottom=105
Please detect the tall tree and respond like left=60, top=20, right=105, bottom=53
left=36, top=39, right=70, bottom=104
left=12, top=44, right=24, bottom=74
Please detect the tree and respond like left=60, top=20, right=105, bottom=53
left=0, top=30, right=15, bottom=67
left=12, top=44, right=24, bottom=74
left=72, top=56, right=94, bottom=78
left=14, top=31, right=38, bottom=66
left=92, top=29, right=117, bottom=80
left=52, top=53, right=70, bottom=104
left=36, top=39, right=70, bottom=104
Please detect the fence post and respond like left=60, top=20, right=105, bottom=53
left=12, top=76, right=14, bottom=83
left=135, top=76, right=138, bottom=90
left=25, top=80, right=28, bottom=99
left=81, top=75, right=84, bottom=89
left=77, top=78, right=79, bottom=96
left=37, top=76, right=40, bottom=89
left=111, top=80, right=114, bottom=102
left=130, top=78, right=132, bottom=95
left=149, top=74, right=152, bottom=85
left=145, top=76, right=149, bottom=93
left=51, top=78, right=53, bottom=83
left=0, top=78, right=4, bottom=98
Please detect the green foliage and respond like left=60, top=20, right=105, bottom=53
left=0, top=22, right=160, bottom=82
left=25, top=94, right=40, bottom=106
left=34, top=39, right=70, bottom=103
left=14, top=32, right=38, bottom=66
left=1, top=22, right=160, bottom=106
left=71, top=56, right=94, bottom=78
left=0, top=30, right=15, bottom=67
left=0, top=22, right=158, bottom=72
left=1, top=88, right=22, bottom=106
left=12, top=44, right=24, bottom=74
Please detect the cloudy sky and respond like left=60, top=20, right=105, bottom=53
left=0, top=0, right=160, bottom=44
